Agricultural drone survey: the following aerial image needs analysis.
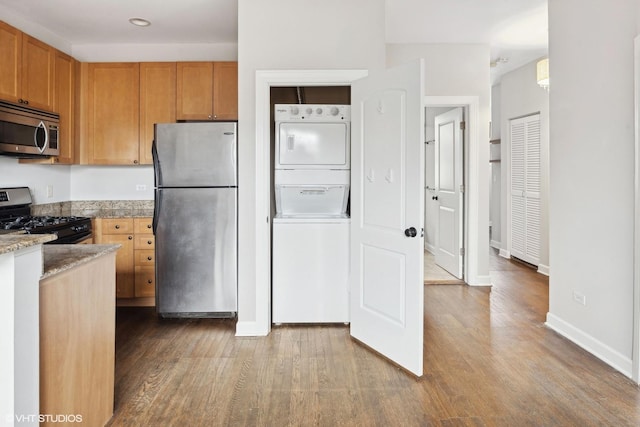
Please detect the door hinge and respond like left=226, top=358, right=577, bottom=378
left=460, top=184, right=465, bottom=194
left=460, top=121, right=466, bottom=130
left=460, top=247, right=465, bottom=256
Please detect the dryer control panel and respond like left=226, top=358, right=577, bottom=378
left=275, top=104, right=350, bottom=121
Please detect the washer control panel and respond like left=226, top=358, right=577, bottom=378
left=275, top=104, right=350, bottom=121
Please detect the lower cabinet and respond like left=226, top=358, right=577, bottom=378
left=94, top=217, right=155, bottom=304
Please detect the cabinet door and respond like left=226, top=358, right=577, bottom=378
left=0, top=21, right=22, bottom=103
left=52, top=50, right=76, bottom=164
left=21, top=35, right=54, bottom=110
left=176, top=62, right=213, bottom=120
left=102, top=233, right=135, bottom=298
left=135, top=266, right=155, bottom=297
left=140, top=63, right=176, bottom=164
left=212, top=62, right=238, bottom=120
left=83, top=63, right=140, bottom=165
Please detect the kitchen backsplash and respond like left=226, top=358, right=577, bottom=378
left=32, top=200, right=154, bottom=218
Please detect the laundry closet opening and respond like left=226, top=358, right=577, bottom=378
left=269, top=86, right=351, bottom=324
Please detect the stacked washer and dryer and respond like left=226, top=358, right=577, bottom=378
left=272, top=104, right=351, bottom=323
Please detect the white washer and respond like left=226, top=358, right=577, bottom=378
left=272, top=215, right=350, bottom=323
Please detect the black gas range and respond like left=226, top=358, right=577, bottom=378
left=0, top=187, right=92, bottom=244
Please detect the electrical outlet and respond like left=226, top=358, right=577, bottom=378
left=573, top=290, right=586, bottom=306
left=46, top=185, right=53, bottom=198
left=136, top=184, right=147, bottom=191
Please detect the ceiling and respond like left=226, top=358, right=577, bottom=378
left=0, top=0, right=547, bottom=83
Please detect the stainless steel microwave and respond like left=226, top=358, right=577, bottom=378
left=0, top=100, right=59, bottom=158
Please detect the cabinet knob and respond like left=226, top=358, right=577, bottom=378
left=147, top=224, right=152, bottom=229
left=208, top=115, right=212, bottom=119
left=147, top=240, right=152, bottom=245
left=133, top=159, right=138, bottom=164
left=147, top=279, right=153, bottom=284
left=147, top=256, right=152, bottom=261
left=128, top=236, right=133, bottom=240
left=115, top=225, right=120, bottom=229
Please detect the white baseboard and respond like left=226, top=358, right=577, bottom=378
left=467, top=275, right=492, bottom=287
left=490, top=240, right=501, bottom=249
left=235, top=321, right=270, bottom=337
left=537, top=264, right=550, bottom=276
left=425, top=243, right=435, bottom=254
left=545, top=313, right=632, bottom=378
left=499, top=249, right=510, bottom=259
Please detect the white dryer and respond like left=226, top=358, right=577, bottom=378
left=272, top=104, right=351, bottom=324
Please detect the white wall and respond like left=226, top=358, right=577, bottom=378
left=386, top=43, right=491, bottom=285
left=237, top=0, right=386, bottom=332
left=547, top=0, right=638, bottom=377
left=0, top=157, right=70, bottom=203
left=70, top=166, right=154, bottom=200
left=72, top=43, right=237, bottom=62
left=499, top=59, right=550, bottom=272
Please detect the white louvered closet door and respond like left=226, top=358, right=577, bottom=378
left=510, top=114, right=541, bottom=266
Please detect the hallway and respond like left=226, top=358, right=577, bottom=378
left=108, top=249, right=640, bottom=426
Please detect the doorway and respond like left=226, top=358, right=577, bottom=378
left=424, top=106, right=465, bottom=284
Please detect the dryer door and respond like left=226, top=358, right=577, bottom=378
left=275, top=122, right=350, bottom=169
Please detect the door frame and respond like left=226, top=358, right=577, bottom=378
left=248, top=78, right=485, bottom=336
left=632, top=35, right=640, bottom=383
left=425, top=96, right=482, bottom=285
left=252, top=70, right=368, bottom=336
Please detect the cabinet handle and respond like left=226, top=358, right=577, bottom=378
left=128, top=236, right=133, bottom=240
left=133, top=159, right=138, bottom=164
left=147, top=256, right=152, bottom=261
left=147, top=279, right=153, bottom=284
left=147, top=240, right=152, bottom=245
left=115, top=225, right=120, bottom=229
left=147, top=224, right=152, bottom=229
left=208, top=115, right=212, bottom=119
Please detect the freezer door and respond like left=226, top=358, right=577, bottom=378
left=155, top=122, right=237, bottom=187
left=155, top=187, right=237, bottom=315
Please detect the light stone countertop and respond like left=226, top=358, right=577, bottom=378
left=41, top=244, right=122, bottom=280
left=0, top=234, right=57, bottom=255
left=86, top=209, right=154, bottom=218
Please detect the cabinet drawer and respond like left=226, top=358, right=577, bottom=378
left=135, top=235, right=155, bottom=249
left=135, top=249, right=155, bottom=266
left=134, top=217, right=153, bottom=234
left=135, top=266, right=155, bottom=297
left=100, top=218, right=134, bottom=234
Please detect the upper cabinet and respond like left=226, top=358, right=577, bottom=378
left=139, top=62, right=176, bottom=165
left=80, top=62, right=140, bottom=165
left=0, top=22, right=54, bottom=110
left=51, top=50, right=77, bottom=164
left=176, top=61, right=237, bottom=121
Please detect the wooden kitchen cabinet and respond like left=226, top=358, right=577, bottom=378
left=139, top=62, right=176, bottom=164
left=0, top=21, right=54, bottom=110
left=93, top=217, right=156, bottom=302
left=80, top=62, right=140, bottom=165
left=176, top=61, right=237, bottom=120
left=93, top=218, right=135, bottom=298
left=133, top=217, right=155, bottom=297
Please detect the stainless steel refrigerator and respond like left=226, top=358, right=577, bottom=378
left=152, top=122, right=237, bottom=317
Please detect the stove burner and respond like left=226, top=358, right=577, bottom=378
left=0, top=215, right=83, bottom=230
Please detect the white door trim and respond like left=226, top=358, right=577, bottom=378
left=632, top=35, right=640, bottom=383
left=424, top=96, right=485, bottom=286
left=243, top=69, right=368, bottom=337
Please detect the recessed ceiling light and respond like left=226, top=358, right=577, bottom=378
left=129, top=18, right=151, bottom=27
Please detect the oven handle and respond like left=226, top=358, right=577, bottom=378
left=34, top=121, right=49, bottom=153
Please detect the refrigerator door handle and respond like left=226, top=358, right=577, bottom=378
left=153, top=188, right=161, bottom=235
left=152, top=139, right=161, bottom=235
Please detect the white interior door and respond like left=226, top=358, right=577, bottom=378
left=510, top=114, right=541, bottom=266
left=350, top=60, right=424, bottom=376
left=434, top=108, right=464, bottom=278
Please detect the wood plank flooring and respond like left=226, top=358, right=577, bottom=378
left=107, top=250, right=640, bottom=426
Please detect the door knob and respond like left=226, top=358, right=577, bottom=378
left=404, top=227, right=417, bottom=238
left=432, top=196, right=438, bottom=201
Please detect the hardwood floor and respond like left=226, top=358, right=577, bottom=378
left=107, top=250, right=640, bottom=426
